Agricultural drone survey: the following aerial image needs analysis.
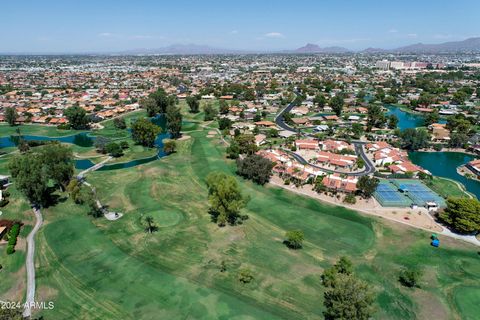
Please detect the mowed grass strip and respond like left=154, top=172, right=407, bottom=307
left=29, top=128, right=480, bottom=319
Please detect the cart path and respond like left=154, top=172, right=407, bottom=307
left=23, top=207, right=43, bottom=318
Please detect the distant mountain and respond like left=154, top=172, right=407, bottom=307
left=121, top=44, right=246, bottom=55
left=392, top=37, right=480, bottom=53
left=361, top=47, right=388, bottom=53
left=293, top=43, right=350, bottom=53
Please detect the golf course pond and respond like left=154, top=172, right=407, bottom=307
left=385, top=105, right=480, bottom=198
left=0, top=115, right=170, bottom=171
left=386, top=104, right=446, bottom=130
left=409, top=151, right=480, bottom=199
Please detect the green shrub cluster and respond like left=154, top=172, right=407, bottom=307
left=6, top=223, right=21, bottom=255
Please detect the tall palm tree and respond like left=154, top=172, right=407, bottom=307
left=144, top=215, right=158, bottom=233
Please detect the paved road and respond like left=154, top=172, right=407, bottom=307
left=274, top=96, right=375, bottom=176
left=23, top=207, right=43, bottom=318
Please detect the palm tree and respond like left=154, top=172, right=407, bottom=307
left=144, top=215, right=158, bottom=233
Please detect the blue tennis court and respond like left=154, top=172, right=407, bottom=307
left=393, top=180, right=446, bottom=207
left=374, top=179, right=446, bottom=208
left=374, top=181, right=412, bottom=207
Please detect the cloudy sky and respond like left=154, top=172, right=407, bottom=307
left=1, top=0, right=479, bottom=53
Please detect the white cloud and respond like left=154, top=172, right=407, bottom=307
left=230, top=30, right=239, bottom=34
left=388, top=28, right=398, bottom=33
left=264, top=32, right=284, bottom=38
left=407, top=33, right=418, bottom=38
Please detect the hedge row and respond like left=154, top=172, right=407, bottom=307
left=6, top=223, right=20, bottom=255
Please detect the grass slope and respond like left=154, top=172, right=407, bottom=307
left=2, top=126, right=479, bottom=319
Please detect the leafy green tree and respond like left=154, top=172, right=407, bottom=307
left=399, top=128, right=430, bottom=151
left=113, top=117, right=127, bottom=129
left=314, top=176, right=326, bottom=193
left=366, top=105, right=386, bottom=130
left=314, top=93, right=327, bottom=108
left=439, top=198, right=480, bottom=234
left=203, top=103, right=218, bottom=121
left=65, top=106, right=89, bottom=130
left=236, top=154, right=274, bottom=185
left=131, top=118, right=161, bottom=147
left=226, top=141, right=240, bottom=159
left=105, top=142, right=123, bottom=157
left=321, top=257, right=375, bottom=320
left=234, top=134, right=258, bottom=155
left=330, top=95, right=344, bottom=117
left=424, top=110, right=439, bottom=126
left=186, top=96, right=200, bottom=113
left=38, top=143, right=74, bottom=190
left=448, top=132, right=468, bottom=148
left=451, top=90, right=468, bottom=105
left=205, top=171, right=247, bottom=226
left=142, top=97, right=159, bottom=117
left=9, top=143, right=73, bottom=206
left=218, top=117, right=232, bottom=130
left=323, top=273, right=376, bottom=320
left=5, top=107, right=17, bottom=126
left=144, top=88, right=176, bottom=116
left=219, top=99, right=229, bottom=114
left=284, top=230, right=305, bottom=249
left=399, top=268, right=423, bottom=288
left=387, top=114, right=399, bottom=129
left=446, top=114, right=472, bottom=135
left=350, top=123, right=364, bottom=139
left=166, top=105, right=182, bottom=139
left=356, top=176, right=379, bottom=199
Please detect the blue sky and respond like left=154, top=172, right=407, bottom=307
left=1, top=0, right=479, bottom=53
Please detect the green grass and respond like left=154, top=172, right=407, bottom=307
left=0, top=123, right=84, bottom=138
left=0, top=186, right=33, bottom=302
left=1, top=123, right=480, bottom=319
left=454, top=286, right=480, bottom=320
left=425, top=176, right=474, bottom=199
left=16, top=128, right=477, bottom=319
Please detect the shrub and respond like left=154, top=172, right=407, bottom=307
left=399, top=268, right=422, bottom=288
left=6, top=223, right=21, bottom=254
left=284, top=230, right=305, bottom=249
left=238, top=268, right=254, bottom=284
left=343, top=193, right=357, bottom=204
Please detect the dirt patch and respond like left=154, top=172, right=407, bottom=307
left=36, top=285, right=58, bottom=304
left=177, top=135, right=191, bottom=141
left=0, top=267, right=26, bottom=302
left=208, top=130, right=217, bottom=135
left=206, top=135, right=215, bottom=138
left=411, top=289, right=448, bottom=320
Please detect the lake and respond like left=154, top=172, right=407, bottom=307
left=409, top=151, right=480, bottom=199
left=0, top=114, right=169, bottom=171
left=386, top=105, right=446, bottom=130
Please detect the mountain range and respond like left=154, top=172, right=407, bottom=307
left=117, top=37, right=480, bottom=55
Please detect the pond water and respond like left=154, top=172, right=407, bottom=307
left=386, top=105, right=446, bottom=130
left=0, top=114, right=169, bottom=171
left=409, top=151, right=480, bottom=199
left=0, top=132, right=94, bottom=148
